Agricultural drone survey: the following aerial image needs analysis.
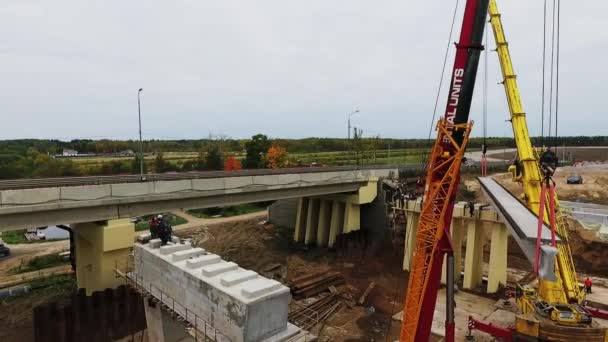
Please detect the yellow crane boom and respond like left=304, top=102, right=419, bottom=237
left=487, top=0, right=582, bottom=307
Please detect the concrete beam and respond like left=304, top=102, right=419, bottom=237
left=0, top=181, right=364, bottom=231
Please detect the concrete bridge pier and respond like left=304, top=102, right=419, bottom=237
left=403, top=201, right=508, bottom=294
left=293, top=178, right=378, bottom=247
left=72, top=219, right=134, bottom=295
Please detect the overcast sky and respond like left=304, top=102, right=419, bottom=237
left=1, top=1, right=606, bottom=141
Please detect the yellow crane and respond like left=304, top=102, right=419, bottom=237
left=469, top=0, right=608, bottom=340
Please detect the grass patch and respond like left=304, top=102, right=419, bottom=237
left=9, top=254, right=70, bottom=275
left=135, top=214, right=188, bottom=232
left=188, top=202, right=269, bottom=218
left=1, top=230, right=28, bottom=244
left=0, top=230, right=66, bottom=245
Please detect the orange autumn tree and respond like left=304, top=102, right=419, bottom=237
left=265, top=145, right=287, bottom=168
left=224, top=155, right=242, bottom=171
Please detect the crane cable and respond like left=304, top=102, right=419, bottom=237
left=481, top=21, right=489, bottom=176
left=541, top=0, right=547, bottom=147
left=555, top=0, right=560, bottom=151
left=541, top=0, right=560, bottom=154
left=424, top=0, right=461, bottom=148
left=548, top=0, right=557, bottom=147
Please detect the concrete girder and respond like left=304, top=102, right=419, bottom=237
left=0, top=181, right=365, bottom=231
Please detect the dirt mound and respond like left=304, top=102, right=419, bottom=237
left=565, top=218, right=608, bottom=275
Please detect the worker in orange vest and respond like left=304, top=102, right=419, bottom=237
left=585, top=277, right=592, bottom=294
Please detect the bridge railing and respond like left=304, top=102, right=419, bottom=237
left=0, top=164, right=406, bottom=190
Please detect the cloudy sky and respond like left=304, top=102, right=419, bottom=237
left=1, top=0, right=606, bottom=140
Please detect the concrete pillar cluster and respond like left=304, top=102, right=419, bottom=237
left=403, top=201, right=509, bottom=294
left=294, top=197, right=357, bottom=247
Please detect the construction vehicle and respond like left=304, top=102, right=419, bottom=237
left=399, top=0, right=490, bottom=341
left=467, top=0, right=608, bottom=340
left=400, top=0, right=608, bottom=341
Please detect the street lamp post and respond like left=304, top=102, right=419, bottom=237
left=137, top=88, right=144, bottom=180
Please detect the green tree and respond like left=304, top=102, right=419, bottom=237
left=205, top=145, right=224, bottom=170
left=131, top=155, right=147, bottom=174
left=194, top=151, right=206, bottom=170
left=244, top=134, right=270, bottom=169
left=154, top=152, right=168, bottom=173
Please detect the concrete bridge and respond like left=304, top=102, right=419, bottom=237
left=0, top=166, right=400, bottom=231
left=0, top=166, right=400, bottom=295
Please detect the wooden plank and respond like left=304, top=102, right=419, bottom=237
left=358, top=281, right=376, bottom=305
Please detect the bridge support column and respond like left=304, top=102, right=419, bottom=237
left=73, top=219, right=134, bottom=295
left=144, top=298, right=193, bottom=342
left=328, top=201, right=344, bottom=247
left=487, top=222, right=508, bottom=293
left=316, top=200, right=332, bottom=247
left=463, top=220, right=484, bottom=290
left=293, top=198, right=309, bottom=243
left=304, top=199, right=320, bottom=244
left=452, top=218, right=465, bottom=280
left=403, top=212, right=420, bottom=271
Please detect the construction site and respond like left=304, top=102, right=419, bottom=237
left=1, top=0, right=608, bottom=341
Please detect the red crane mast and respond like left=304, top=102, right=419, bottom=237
left=399, top=1, right=489, bottom=341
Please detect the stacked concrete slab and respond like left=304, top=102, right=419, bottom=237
left=132, top=238, right=300, bottom=342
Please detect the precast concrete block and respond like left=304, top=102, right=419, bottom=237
left=137, top=233, right=152, bottom=243
left=221, top=270, right=258, bottom=287
left=132, top=242, right=294, bottom=342
left=187, top=254, right=220, bottom=268
left=202, top=261, right=238, bottom=277
left=149, top=238, right=162, bottom=248
left=159, top=242, right=191, bottom=255
left=171, top=236, right=180, bottom=244
left=172, top=247, right=205, bottom=262
left=241, top=279, right=282, bottom=299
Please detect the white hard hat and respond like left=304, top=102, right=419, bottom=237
left=157, top=214, right=163, bottom=219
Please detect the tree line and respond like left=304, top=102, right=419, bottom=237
left=0, top=135, right=605, bottom=179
